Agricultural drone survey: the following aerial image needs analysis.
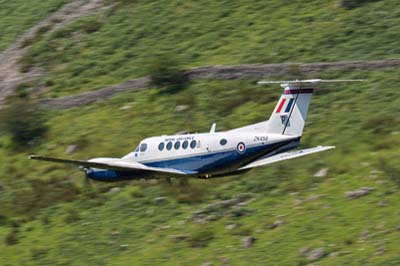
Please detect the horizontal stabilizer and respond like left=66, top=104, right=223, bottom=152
left=29, top=155, right=192, bottom=175
left=239, top=146, right=335, bottom=170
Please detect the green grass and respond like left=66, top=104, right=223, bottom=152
left=1, top=0, right=400, bottom=265
left=22, top=0, right=400, bottom=97
left=0, top=0, right=70, bottom=51
left=1, top=68, right=400, bottom=265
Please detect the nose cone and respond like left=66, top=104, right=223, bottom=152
left=83, top=168, right=95, bottom=179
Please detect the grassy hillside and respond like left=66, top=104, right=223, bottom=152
left=0, top=0, right=69, bottom=51
left=1, top=68, right=400, bottom=265
left=21, top=0, right=400, bottom=97
left=1, top=0, right=400, bottom=265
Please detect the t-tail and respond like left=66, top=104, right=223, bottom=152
left=259, top=79, right=364, bottom=137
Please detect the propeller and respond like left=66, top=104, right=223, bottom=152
left=79, top=166, right=93, bottom=191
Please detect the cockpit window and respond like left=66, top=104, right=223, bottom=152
left=140, top=143, right=148, bottom=152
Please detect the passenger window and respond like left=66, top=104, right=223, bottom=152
left=166, top=142, right=173, bottom=150
left=190, top=140, right=197, bottom=149
left=182, top=140, right=188, bottom=149
left=220, top=139, right=227, bottom=146
left=174, top=141, right=180, bottom=150
left=158, top=142, right=165, bottom=151
left=140, top=143, right=147, bottom=152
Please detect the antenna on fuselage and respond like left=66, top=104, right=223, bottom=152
left=210, top=123, right=216, bottom=133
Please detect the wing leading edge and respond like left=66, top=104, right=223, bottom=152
left=239, top=146, right=335, bottom=170
left=29, top=155, right=194, bottom=175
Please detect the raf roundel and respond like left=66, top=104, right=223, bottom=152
left=236, top=142, right=246, bottom=154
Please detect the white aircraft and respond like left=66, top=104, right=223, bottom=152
left=30, top=79, right=362, bottom=182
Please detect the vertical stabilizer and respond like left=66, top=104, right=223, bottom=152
left=265, top=82, right=314, bottom=136
left=258, top=79, right=364, bottom=136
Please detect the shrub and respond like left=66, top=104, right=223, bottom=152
left=82, top=19, right=103, bottom=34
left=20, top=37, right=34, bottom=48
left=188, top=227, right=215, bottom=248
left=0, top=100, right=47, bottom=147
left=31, top=248, right=48, bottom=260
left=64, top=208, right=81, bottom=224
left=0, top=214, right=8, bottom=226
left=5, top=229, right=18, bottom=246
left=36, top=25, right=52, bottom=35
left=338, top=0, right=381, bottom=9
left=378, top=157, right=400, bottom=186
left=51, top=27, right=73, bottom=39
left=148, top=55, right=187, bottom=89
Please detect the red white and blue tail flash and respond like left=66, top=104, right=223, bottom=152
left=267, top=86, right=314, bottom=136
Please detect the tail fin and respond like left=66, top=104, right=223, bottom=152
left=260, top=79, right=364, bottom=136
left=266, top=83, right=313, bottom=136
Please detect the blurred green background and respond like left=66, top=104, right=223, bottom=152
left=0, top=0, right=399, bottom=265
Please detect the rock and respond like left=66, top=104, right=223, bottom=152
left=314, top=168, right=328, bottom=177
left=375, top=246, right=385, bottom=256
left=225, top=224, right=237, bottom=230
left=120, top=104, right=132, bottom=110
left=307, top=247, right=326, bottom=261
left=359, top=230, right=369, bottom=240
left=346, top=187, right=374, bottom=199
left=378, top=199, right=389, bottom=207
left=268, top=220, right=284, bottom=229
left=65, top=144, right=78, bottom=155
left=175, top=105, right=189, bottom=112
left=154, top=196, right=167, bottom=205
left=242, top=236, right=256, bottom=248
left=220, top=257, right=230, bottom=265
left=308, top=194, right=321, bottom=201
left=108, top=187, right=121, bottom=194
left=191, top=194, right=253, bottom=222
left=159, top=225, right=171, bottom=230
left=119, top=244, right=129, bottom=250
left=299, top=247, right=310, bottom=256
left=329, top=250, right=351, bottom=257
left=170, top=235, right=188, bottom=243
left=111, top=229, right=120, bottom=238
left=294, top=199, right=303, bottom=206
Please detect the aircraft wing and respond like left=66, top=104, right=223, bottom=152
left=29, top=155, right=193, bottom=175
left=238, top=146, right=335, bottom=170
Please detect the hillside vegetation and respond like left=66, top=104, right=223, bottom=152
left=21, top=0, right=400, bottom=97
left=0, top=0, right=69, bottom=51
left=0, top=0, right=400, bottom=265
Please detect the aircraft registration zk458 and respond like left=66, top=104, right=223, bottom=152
left=30, top=79, right=363, bottom=182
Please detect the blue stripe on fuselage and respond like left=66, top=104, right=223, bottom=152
left=143, top=139, right=300, bottom=174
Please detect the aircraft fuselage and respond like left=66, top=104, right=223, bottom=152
left=86, top=132, right=300, bottom=181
